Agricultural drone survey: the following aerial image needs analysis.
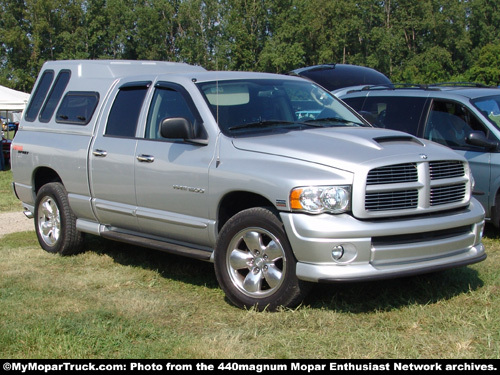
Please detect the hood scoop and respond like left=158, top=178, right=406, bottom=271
left=373, top=135, right=424, bottom=146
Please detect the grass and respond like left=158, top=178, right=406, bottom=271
left=0, top=170, right=22, bottom=213
left=0, top=171, right=499, bottom=359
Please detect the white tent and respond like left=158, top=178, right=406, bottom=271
left=0, top=85, right=30, bottom=122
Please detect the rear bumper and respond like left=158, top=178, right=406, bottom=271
left=280, top=199, right=486, bottom=283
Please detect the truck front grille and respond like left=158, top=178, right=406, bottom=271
left=429, top=160, right=464, bottom=179
left=362, top=160, right=469, bottom=217
left=430, top=184, right=467, bottom=206
left=365, top=190, right=418, bottom=211
left=366, top=163, right=418, bottom=185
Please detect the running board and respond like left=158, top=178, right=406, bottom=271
left=100, top=230, right=213, bottom=261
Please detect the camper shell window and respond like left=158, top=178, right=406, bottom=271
left=25, top=70, right=55, bottom=122
left=55, top=91, right=99, bottom=125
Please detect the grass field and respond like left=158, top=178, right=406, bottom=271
left=0, top=170, right=499, bottom=359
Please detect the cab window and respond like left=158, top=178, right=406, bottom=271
left=424, top=100, right=493, bottom=150
left=106, top=82, right=150, bottom=137
left=145, top=83, right=202, bottom=140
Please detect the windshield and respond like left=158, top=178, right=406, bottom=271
left=197, top=79, right=367, bottom=135
left=471, top=95, right=500, bottom=130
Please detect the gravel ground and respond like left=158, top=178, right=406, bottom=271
left=0, top=211, right=34, bottom=237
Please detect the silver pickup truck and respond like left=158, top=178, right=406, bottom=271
left=11, top=60, right=486, bottom=310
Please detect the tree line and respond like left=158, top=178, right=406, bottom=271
left=1, top=0, right=500, bottom=93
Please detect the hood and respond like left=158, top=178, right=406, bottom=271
left=231, top=127, right=459, bottom=172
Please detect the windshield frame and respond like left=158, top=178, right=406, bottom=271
left=196, top=78, right=369, bottom=136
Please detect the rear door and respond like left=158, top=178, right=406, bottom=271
left=89, top=81, right=151, bottom=230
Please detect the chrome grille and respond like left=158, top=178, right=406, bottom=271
left=365, top=190, right=418, bottom=211
left=367, top=163, right=417, bottom=185
left=430, top=184, right=467, bottom=206
left=430, top=161, right=464, bottom=180
left=362, top=160, right=469, bottom=217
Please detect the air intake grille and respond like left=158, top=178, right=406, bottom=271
left=365, top=190, right=419, bottom=211
left=367, top=163, right=417, bottom=185
left=430, top=161, right=464, bottom=180
left=430, top=184, right=467, bottom=206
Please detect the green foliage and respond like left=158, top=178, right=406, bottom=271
left=0, top=171, right=22, bottom=213
left=467, top=43, right=500, bottom=85
left=1, top=0, right=500, bottom=91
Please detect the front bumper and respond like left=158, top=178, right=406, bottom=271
left=280, top=198, right=486, bottom=283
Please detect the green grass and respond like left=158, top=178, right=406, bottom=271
left=0, top=170, right=22, bottom=213
left=0, top=172, right=499, bottom=359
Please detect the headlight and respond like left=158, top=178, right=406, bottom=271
left=290, top=185, right=351, bottom=214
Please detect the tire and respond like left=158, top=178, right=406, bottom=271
left=34, top=182, right=84, bottom=255
left=214, top=207, right=311, bottom=311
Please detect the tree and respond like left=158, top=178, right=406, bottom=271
left=0, top=0, right=33, bottom=90
left=218, top=0, right=271, bottom=71
left=467, top=42, right=500, bottom=85
left=176, top=0, right=223, bottom=68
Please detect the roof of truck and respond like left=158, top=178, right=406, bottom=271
left=42, top=60, right=207, bottom=79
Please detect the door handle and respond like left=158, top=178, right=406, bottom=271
left=93, top=149, right=108, bottom=157
left=137, top=154, right=155, bottom=163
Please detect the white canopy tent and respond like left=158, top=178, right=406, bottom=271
left=0, top=84, right=30, bottom=123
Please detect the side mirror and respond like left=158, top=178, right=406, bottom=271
left=160, top=117, right=194, bottom=140
left=159, top=117, right=209, bottom=145
left=466, top=131, right=499, bottom=151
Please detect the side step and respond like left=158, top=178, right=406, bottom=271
left=100, top=230, right=213, bottom=261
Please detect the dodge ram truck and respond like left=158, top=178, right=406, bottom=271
left=11, top=60, right=486, bottom=310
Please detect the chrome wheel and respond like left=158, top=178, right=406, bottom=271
left=215, top=207, right=311, bottom=310
left=37, top=196, right=61, bottom=247
left=227, top=227, right=286, bottom=298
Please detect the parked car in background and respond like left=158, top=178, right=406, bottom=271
left=289, top=64, right=392, bottom=95
left=339, top=83, right=500, bottom=229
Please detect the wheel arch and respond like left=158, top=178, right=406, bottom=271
left=217, top=191, right=276, bottom=232
left=33, top=167, right=63, bottom=195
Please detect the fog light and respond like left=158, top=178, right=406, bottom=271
left=332, top=245, right=344, bottom=261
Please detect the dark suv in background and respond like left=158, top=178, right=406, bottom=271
left=289, top=64, right=392, bottom=95
left=339, top=84, right=500, bottom=229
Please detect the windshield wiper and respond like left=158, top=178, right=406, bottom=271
left=229, top=120, right=297, bottom=131
left=303, top=117, right=366, bottom=127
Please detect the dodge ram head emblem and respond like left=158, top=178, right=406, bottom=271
left=420, top=154, right=428, bottom=159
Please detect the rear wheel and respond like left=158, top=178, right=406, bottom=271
left=35, top=182, right=84, bottom=255
left=214, top=207, right=311, bottom=311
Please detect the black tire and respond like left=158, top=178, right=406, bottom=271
left=214, top=207, right=311, bottom=311
left=34, top=182, right=84, bottom=255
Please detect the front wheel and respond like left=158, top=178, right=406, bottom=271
left=214, top=207, right=311, bottom=311
left=34, top=182, right=84, bottom=255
